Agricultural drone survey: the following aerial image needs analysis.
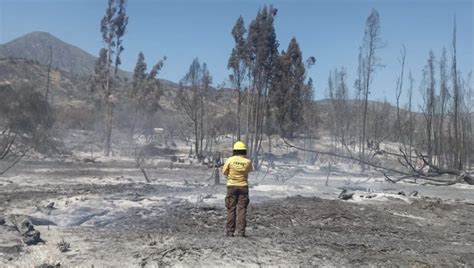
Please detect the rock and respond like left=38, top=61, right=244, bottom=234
left=35, top=262, right=60, bottom=268
left=397, top=191, right=406, bottom=196
left=409, top=190, right=419, bottom=197
left=338, top=189, right=354, bottom=200
left=0, top=216, right=5, bottom=225
left=46, top=202, right=55, bottom=209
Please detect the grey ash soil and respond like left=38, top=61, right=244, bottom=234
left=133, top=196, right=474, bottom=267
left=1, top=159, right=474, bottom=266
left=4, top=195, right=474, bottom=266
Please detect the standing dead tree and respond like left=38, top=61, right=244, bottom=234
left=327, top=67, right=353, bottom=153
left=245, top=6, right=279, bottom=167
left=410, top=18, right=471, bottom=172
left=359, top=9, right=385, bottom=165
left=228, top=15, right=248, bottom=141
left=437, top=48, right=449, bottom=168
left=406, top=71, right=415, bottom=164
left=464, top=72, right=473, bottom=167
left=301, top=61, right=317, bottom=164
left=93, top=0, right=128, bottom=157
left=129, top=52, right=166, bottom=155
left=451, top=17, right=462, bottom=169
left=175, top=58, right=212, bottom=161
left=421, top=50, right=436, bottom=164
left=394, top=45, right=406, bottom=145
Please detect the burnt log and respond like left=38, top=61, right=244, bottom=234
left=9, top=215, right=44, bottom=245
left=338, top=189, right=354, bottom=200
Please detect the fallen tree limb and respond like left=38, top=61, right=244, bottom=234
left=282, top=139, right=474, bottom=186
left=8, top=214, right=44, bottom=245
left=283, top=139, right=411, bottom=175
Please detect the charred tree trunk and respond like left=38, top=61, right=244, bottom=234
left=245, top=71, right=252, bottom=150
left=104, top=40, right=113, bottom=157
left=452, top=18, right=462, bottom=169
left=104, top=100, right=114, bottom=157
left=237, top=86, right=242, bottom=141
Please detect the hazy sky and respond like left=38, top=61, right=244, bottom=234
left=0, top=0, right=472, bottom=106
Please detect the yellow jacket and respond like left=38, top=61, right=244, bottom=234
left=222, top=155, right=253, bottom=187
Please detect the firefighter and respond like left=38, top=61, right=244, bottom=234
left=222, top=141, right=253, bottom=237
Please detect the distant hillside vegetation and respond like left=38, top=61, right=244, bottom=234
left=0, top=31, right=405, bottom=133
left=0, top=57, right=236, bottom=128
left=0, top=58, right=89, bottom=103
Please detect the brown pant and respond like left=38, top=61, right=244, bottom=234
left=225, top=186, right=249, bottom=235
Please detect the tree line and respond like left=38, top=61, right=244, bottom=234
left=0, top=0, right=472, bottom=182
left=87, top=0, right=473, bottom=181
left=90, top=2, right=316, bottom=165
left=226, top=6, right=316, bottom=167
left=324, top=10, right=473, bottom=184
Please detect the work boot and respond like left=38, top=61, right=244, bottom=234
left=236, top=232, right=246, bottom=237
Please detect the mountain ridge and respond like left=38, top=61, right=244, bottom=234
left=0, top=31, right=183, bottom=88
left=0, top=31, right=99, bottom=76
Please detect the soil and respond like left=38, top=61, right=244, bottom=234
left=1, top=158, right=474, bottom=266
left=132, top=196, right=474, bottom=267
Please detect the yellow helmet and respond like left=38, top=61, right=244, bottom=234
left=233, top=141, right=247, bottom=151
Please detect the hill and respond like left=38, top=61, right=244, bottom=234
left=0, top=32, right=99, bottom=77
left=0, top=58, right=89, bottom=102
left=0, top=31, right=408, bottom=136
left=0, top=57, right=236, bottom=132
left=0, top=31, right=182, bottom=86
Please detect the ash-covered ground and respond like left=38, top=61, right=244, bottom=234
left=1, top=155, right=474, bottom=267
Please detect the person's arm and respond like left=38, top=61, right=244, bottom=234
left=247, top=160, right=253, bottom=173
left=223, top=159, right=230, bottom=176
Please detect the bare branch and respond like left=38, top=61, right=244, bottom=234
left=0, top=133, right=16, bottom=160
left=0, top=150, right=26, bottom=175
left=283, top=139, right=474, bottom=186
left=282, top=139, right=410, bottom=176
